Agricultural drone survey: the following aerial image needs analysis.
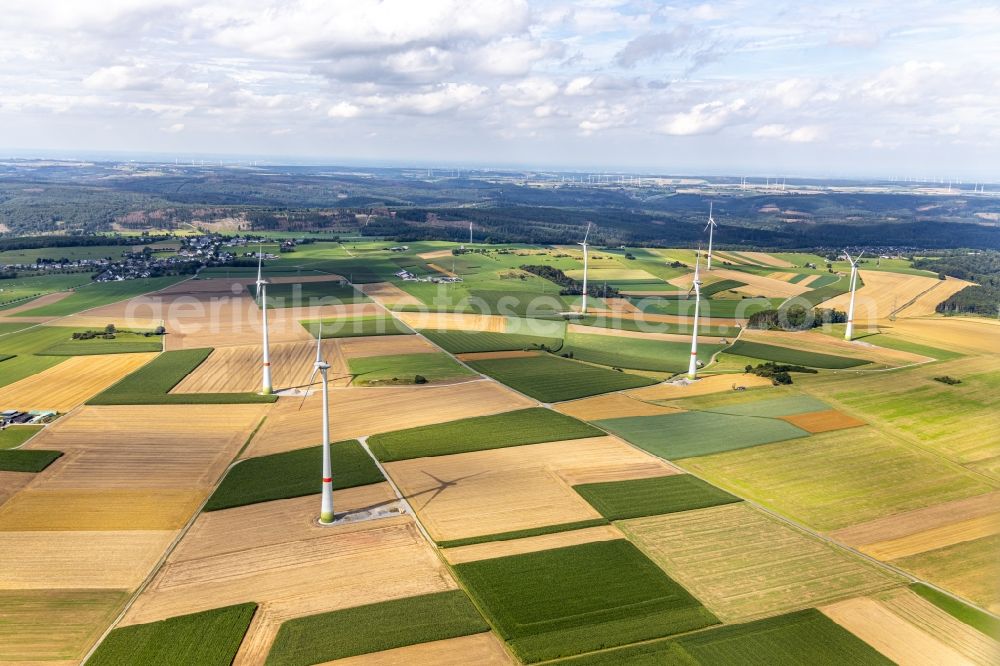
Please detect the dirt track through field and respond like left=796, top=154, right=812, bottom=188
left=385, top=436, right=676, bottom=542
left=171, top=340, right=349, bottom=393
left=0, top=352, right=155, bottom=412
left=355, top=282, right=423, bottom=306
left=245, top=380, right=534, bottom=457
left=821, top=597, right=974, bottom=666
left=554, top=393, right=682, bottom=419
left=442, top=525, right=625, bottom=564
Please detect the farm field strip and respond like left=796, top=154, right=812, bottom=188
left=442, top=525, right=626, bottom=564
left=620, top=503, right=903, bottom=622
left=819, top=270, right=972, bottom=320
left=384, top=436, right=676, bottom=542
left=779, top=409, right=867, bottom=433
left=246, top=380, right=534, bottom=457
left=739, top=327, right=932, bottom=366
left=554, top=393, right=683, bottom=420
left=892, top=534, right=1000, bottom=614
left=338, top=334, right=437, bottom=358
left=0, top=351, right=156, bottom=412
left=877, top=316, right=1000, bottom=354
left=625, top=373, right=774, bottom=400
left=324, top=632, right=514, bottom=665
left=394, top=311, right=509, bottom=332
left=171, top=340, right=348, bottom=393
left=707, top=268, right=810, bottom=297
left=0, top=488, right=205, bottom=531
left=566, top=322, right=723, bottom=344
left=466, top=355, right=657, bottom=402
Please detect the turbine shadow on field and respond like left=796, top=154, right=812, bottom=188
left=405, top=471, right=487, bottom=508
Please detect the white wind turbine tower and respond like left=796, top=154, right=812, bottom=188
left=303, top=324, right=334, bottom=524
left=579, top=222, right=592, bottom=314
left=469, top=222, right=473, bottom=246
left=843, top=250, right=865, bottom=341
left=256, top=248, right=273, bottom=395
left=705, top=203, right=718, bottom=271
left=687, top=249, right=703, bottom=379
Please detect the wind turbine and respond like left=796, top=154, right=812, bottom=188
left=469, top=222, right=473, bottom=246
left=303, top=324, right=334, bottom=524
left=687, top=248, right=703, bottom=379
left=704, top=203, right=718, bottom=271
left=579, top=222, right=592, bottom=314
left=843, top=250, right=864, bottom=341
left=256, top=247, right=273, bottom=395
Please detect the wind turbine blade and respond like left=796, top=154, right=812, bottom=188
left=257, top=250, right=263, bottom=282
left=314, top=323, right=323, bottom=363
left=583, top=222, right=591, bottom=244
left=298, top=368, right=320, bottom=410
left=856, top=251, right=865, bottom=261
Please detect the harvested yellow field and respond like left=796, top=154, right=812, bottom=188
left=799, top=274, right=828, bottom=287
left=0, top=471, right=33, bottom=508
left=565, top=268, right=659, bottom=281
left=830, top=492, right=1000, bottom=564
left=768, top=271, right=798, bottom=281
left=355, top=282, right=423, bottom=306
left=172, top=340, right=349, bottom=393
left=0, top=352, right=155, bottom=412
left=0, top=530, right=176, bottom=589
left=601, top=297, right=640, bottom=313
left=735, top=251, right=795, bottom=268
left=821, top=597, right=974, bottom=666
left=709, top=268, right=811, bottom=298
left=0, top=589, right=129, bottom=664
left=385, top=436, right=676, bottom=542
left=455, top=350, right=541, bottom=361
left=125, top=518, right=456, bottom=664
left=443, top=525, right=626, bottom=565
left=324, top=632, right=514, bottom=666
left=820, top=270, right=972, bottom=320
left=427, top=263, right=458, bottom=277
left=626, top=373, right=774, bottom=401
left=0, top=489, right=204, bottom=531
left=393, top=311, right=507, bottom=332
left=875, top=587, right=1000, bottom=665
left=567, top=323, right=722, bottom=344
left=619, top=504, right=902, bottom=622
left=29, top=405, right=269, bottom=489
left=247, top=380, right=533, bottom=457
left=780, top=409, right=867, bottom=433
left=554, top=393, right=682, bottom=419
left=417, top=249, right=454, bottom=260
left=339, top=334, right=436, bottom=359
left=879, top=316, right=1000, bottom=355
left=739, top=328, right=931, bottom=366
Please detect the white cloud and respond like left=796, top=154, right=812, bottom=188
left=83, top=64, right=157, bottom=91
left=861, top=60, right=946, bottom=105
left=752, top=124, right=825, bottom=142
left=328, top=102, right=361, bottom=119
left=658, top=99, right=748, bottom=136
left=161, top=122, right=184, bottom=133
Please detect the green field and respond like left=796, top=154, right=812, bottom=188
left=852, top=332, right=962, bottom=361
left=0, top=425, right=43, bottom=450
left=0, top=356, right=65, bottom=389
left=727, top=340, right=869, bottom=369
left=596, top=412, right=809, bottom=459
left=637, top=297, right=779, bottom=318
left=348, top=352, right=475, bottom=386
left=88, top=603, right=257, bottom=666
left=574, top=475, right=740, bottom=520
left=701, top=394, right=832, bottom=417
left=88, top=348, right=276, bottom=405
left=37, top=331, right=162, bottom=355
left=205, top=440, right=384, bottom=511
left=909, top=582, right=1000, bottom=638
left=421, top=329, right=563, bottom=353
left=0, top=244, right=132, bottom=265
left=573, top=315, right=739, bottom=338
left=466, top=355, right=657, bottom=402
left=454, top=539, right=718, bottom=662
left=0, top=326, right=106, bottom=355
left=681, top=427, right=997, bottom=531
left=17, top=276, right=186, bottom=316
left=0, top=449, right=62, bottom=472
left=557, top=609, right=890, bottom=665
left=561, top=332, right=725, bottom=373
left=265, top=591, right=488, bottom=666
left=700, top=279, right=748, bottom=296
left=368, top=408, right=603, bottom=462
left=0, top=274, right=91, bottom=310
left=256, top=281, right=368, bottom=308
left=301, top=316, right=412, bottom=338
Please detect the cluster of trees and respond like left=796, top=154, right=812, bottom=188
left=745, top=362, right=818, bottom=385
left=914, top=250, right=1000, bottom=315
left=746, top=305, right=847, bottom=330
left=519, top=264, right=620, bottom=298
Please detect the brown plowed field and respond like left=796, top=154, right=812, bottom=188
left=619, top=504, right=903, bottom=622
left=125, top=517, right=456, bottom=665
left=322, top=632, right=515, bottom=666
left=385, top=436, right=675, bottom=542
left=171, top=340, right=349, bottom=393
left=0, top=489, right=205, bottom=531
left=820, top=270, right=971, bottom=320
left=355, top=282, right=423, bottom=306
left=0, top=530, right=176, bottom=589
left=554, top=393, right=682, bottom=420
left=0, top=352, right=155, bottom=412
left=339, top=335, right=436, bottom=359
left=393, top=312, right=508, bottom=332
left=780, top=409, right=866, bottom=433
left=246, top=380, right=534, bottom=457
left=625, top=373, right=774, bottom=401
left=821, top=597, right=974, bottom=666
left=442, top=525, right=626, bottom=565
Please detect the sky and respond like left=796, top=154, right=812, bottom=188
left=1, top=0, right=998, bottom=179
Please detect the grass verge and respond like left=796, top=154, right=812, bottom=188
left=368, top=408, right=604, bottom=462
left=205, top=440, right=384, bottom=511
left=265, top=591, right=487, bottom=666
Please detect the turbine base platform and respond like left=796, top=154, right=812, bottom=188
left=317, top=500, right=408, bottom=527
